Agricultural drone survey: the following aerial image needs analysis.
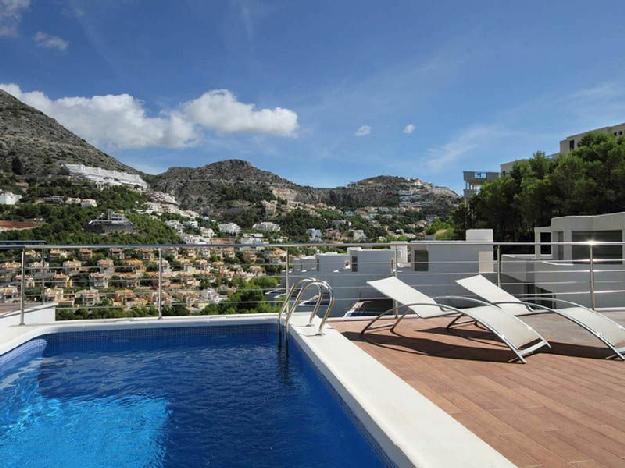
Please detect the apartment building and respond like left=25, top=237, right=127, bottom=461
left=462, top=171, right=499, bottom=198
left=560, top=122, right=625, bottom=154
left=64, top=163, right=148, bottom=191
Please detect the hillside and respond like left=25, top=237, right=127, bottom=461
left=0, top=89, right=459, bottom=226
left=0, top=89, right=137, bottom=176
left=148, top=160, right=459, bottom=218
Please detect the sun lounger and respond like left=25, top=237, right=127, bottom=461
left=457, top=275, right=625, bottom=360
left=362, top=277, right=549, bottom=363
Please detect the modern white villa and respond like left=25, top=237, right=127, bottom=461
left=289, top=229, right=494, bottom=315
left=502, top=212, right=625, bottom=308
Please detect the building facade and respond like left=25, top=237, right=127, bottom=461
left=560, top=122, right=625, bottom=154
left=462, top=171, right=499, bottom=198
left=288, top=229, right=494, bottom=316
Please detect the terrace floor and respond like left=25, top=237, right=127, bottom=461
left=332, top=311, right=625, bottom=468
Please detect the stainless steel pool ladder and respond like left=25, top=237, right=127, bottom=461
left=278, top=277, right=336, bottom=334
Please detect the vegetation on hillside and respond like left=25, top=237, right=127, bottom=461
left=0, top=183, right=181, bottom=244
left=454, top=133, right=625, bottom=241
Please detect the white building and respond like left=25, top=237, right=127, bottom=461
left=199, top=227, right=215, bottom=238
left=306, top=228, right=323, bottom=242
left=289, top=229, right=494, bottom=315
left=64, top=164, right=148, bottom=191
left=240, top=234, right=267, bottom=246
left=502, top=212, right=625, bottom=308
left=218, top=223, right=241, bottom=236
left=253, top=221, right=281, bottom=232
left=81, top=199, right=98, bottom=208
left=149, top=191, right=178, bottom=205
left=352, top=229, right=367, bottom=242
left=165, top=220, right=183, bottom=232
left=0, top=191, right=22, bottom=205
left=182, top=234, right=209, bottom=245
left=184, top=219, right=199, bottom=229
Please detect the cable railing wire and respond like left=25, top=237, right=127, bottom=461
left=4, top=240, right=625, bottom=324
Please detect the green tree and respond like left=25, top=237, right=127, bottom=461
left=457, top=133, right=625, bottom=241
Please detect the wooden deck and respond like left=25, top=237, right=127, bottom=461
left=332, top=311, right=625, bottom=468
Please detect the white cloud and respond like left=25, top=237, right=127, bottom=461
left=354, top=125, right=371, bottom=136
left=0, top=0, right=30, bottom=36
left=0, top=84, right=299, bottom=149
left=182, top=89, right=298, bottom=136
left=425, top=125, right=510, bottom=172
left=34, top=31, right=69, bottom=50
left=403, top=123, right=416, bottom=134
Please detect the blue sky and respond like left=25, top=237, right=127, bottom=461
left=2, top=0, right=625, bottom=193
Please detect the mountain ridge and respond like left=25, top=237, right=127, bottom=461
left=0, top=89, right=138, bottom=176
left=0, top=89, right=459, bottom=219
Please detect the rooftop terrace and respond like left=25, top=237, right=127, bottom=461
left=333, top=311, right=625, bottom=467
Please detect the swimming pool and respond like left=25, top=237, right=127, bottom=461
left=0, top=323, right=392, bottom=467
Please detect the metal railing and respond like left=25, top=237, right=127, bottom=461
left=2, top=240, right=625, bottom=327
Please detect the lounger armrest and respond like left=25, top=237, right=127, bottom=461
left=385, top=302, right=463, bottom=316
left=491, top=301, right=553, bottom=313
left=434, top=295, right=501, bottom=308
left=522, top=296, right=595, bottom=312
left=361, top=302, right=462, bottom=334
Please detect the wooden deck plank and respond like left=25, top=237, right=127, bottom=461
left=332, top=316, right=625, bottom=468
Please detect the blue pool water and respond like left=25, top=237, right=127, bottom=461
left=0, top=325, right=392, bottom=467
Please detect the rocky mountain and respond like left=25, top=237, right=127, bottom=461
left=0, top=89, right=137, bottom=176
left=148, top=160, right=459, bottom=217
left=1, top=89, right=459, bottom=218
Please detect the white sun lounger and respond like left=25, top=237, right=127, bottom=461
left=457, top=275, right=625, bottom=360
left=361, top=277, right=549, bottom=363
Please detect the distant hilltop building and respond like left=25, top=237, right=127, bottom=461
left=252, top=221, right=281, bottom=232
left=86, top=210, right=134, bottom=234
left=218, top=223, right=241, bottom=236
left=149, top=191, right=178, bottom=205
left=64, top=163, right=148, bottom=191
left=306, top=228, right=323, bottom=242
left=0, top=191, right=22, bottom=205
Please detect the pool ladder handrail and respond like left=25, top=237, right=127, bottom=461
left=278, top=277, right=335, bottom=334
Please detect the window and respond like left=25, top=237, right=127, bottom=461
left=540, top=231, right=551, bottom=256
left=569, top=139, right=575, bottom=150
left=413, top=249, right=429, bottom=271
left=351, top=255, right=358, bottom=272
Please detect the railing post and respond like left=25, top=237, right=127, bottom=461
left=393, top=248, right=398, bottom=317
left=19, top=247, right=25, bottom=326
left=589, top=243, right=596, bottom=309
left=41, top=248, right=46, bottom=304
left=496, top=245, right=502, bottom=287
left=284, top=250, right=290, bottom=316
left=157, top=248, right=163, bottom=320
